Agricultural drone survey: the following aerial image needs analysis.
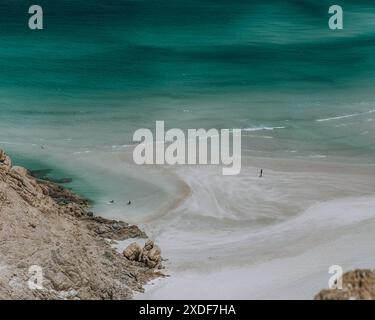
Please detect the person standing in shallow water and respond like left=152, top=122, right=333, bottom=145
left=259, top=169, right=263, bottom=178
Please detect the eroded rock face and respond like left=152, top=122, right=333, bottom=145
left=86, top=216, right=147, bottom=241
left=0, top=149, right=163, bottom=300
left=315, top=269, right=375, bottom=300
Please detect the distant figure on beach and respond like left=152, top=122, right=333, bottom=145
left=259, top=169, right=263, bottom=178
left=127, top=201, right=131, bottom=205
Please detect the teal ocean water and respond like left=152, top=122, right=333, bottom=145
left=0, top=1, right=375, bottom=197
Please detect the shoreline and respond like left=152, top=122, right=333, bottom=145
left=0, top=149, right=165, bottom=299
left=3, top=146, right=375, bottom=299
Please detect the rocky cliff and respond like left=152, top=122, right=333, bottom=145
left=0, top=149, right=162, bottom=299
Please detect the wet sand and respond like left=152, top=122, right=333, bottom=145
left=124, top=155, right=375, bottom=299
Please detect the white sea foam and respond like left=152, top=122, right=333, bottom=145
left=243, top=126, right=285, bottom=132
left=110, top=144, right=133, bottom=150
left=308, top=154, right=327, bottom=159
left=242, top=134, right=274, bottom=139
left=72, top=150, right=92, bottom=155
left=316, top=109, right=375, bottom=122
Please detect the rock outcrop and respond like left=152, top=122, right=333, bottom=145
left=315, top=269, right=375, bottom=300
left=123, top=240, right=162, bottom=269
left=123, top=243, right=142, bottom=261
left=0, top=149, right=163, bottom=300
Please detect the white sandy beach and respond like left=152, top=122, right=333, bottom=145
left=3, top=141, right=375, bottom=299
left=81, top=151, right=375, bottom=300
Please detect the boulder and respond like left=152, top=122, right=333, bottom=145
left=143, top=240, right=154, bottom=251
left=139, top=240, right=162, bottom=269
left=123, top=242, right=142, bottom=261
